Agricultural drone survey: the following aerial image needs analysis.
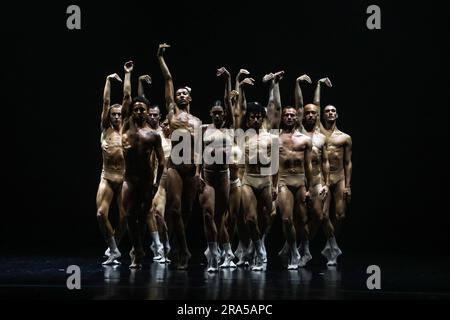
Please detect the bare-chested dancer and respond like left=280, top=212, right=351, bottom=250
left=201, top=67, right=239, bottom=269
left=264, top=71, right=314, bottom=269
left=96, top=72, right=126, bottom=265
left=157, top=43, right=204, bottom=270
left=316, top=80, right=352, bottom=266
left=238, top=77, right=279, bottom=271
left=297, top=76, right=335, bottom=266
left=137, top=74, right=172, bottom=263
left=229, top=69, right=252, bottom=266
left=121, top=61, right=165, bottom=268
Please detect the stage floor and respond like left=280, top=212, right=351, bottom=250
left=1, top=253, right=449, bottom=299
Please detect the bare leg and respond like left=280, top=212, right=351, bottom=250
left=153, top=186, right=170, bottom=263
left=258, top=186, right=273, bottom=264
left=212, top=176, right=235, bottom=268
left=242, top=185, right=259, bottom=242
left=230, top=184, right=249, bottom=266
left=216, top=177, right=230, bottom=245
left=296, top=186, right=312, bottom=267
left=326, top=180, right=345, bottom=265
left=115, top=187, right=127, bottom=245
left=308, top=189, right=324, bottom=240
left=278, top=186, right=301, bottom=269
left=122, top=182, right=144, bottom=268
left=333, top=180, right=347, bottom=236
left=96, top=179, right=115, bottom=238
left=200, top=184, right=219, bottom=272
left=147, top=208, right=164, bottom=262
left=96, top=178, right=121, bottom=265
left=165, top=168, right=186, bottom=269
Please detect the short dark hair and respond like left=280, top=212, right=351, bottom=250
left=131, top=95, right=150, bottom=108
left=242, top=101, right=266, bottom=130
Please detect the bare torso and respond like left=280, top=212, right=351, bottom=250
left=325, top=129, right=350, bottom=173
left=169, top=110, right=201, bottom=171
left=245, top=130, right=274, bottom=175
left=203, top=124, right=232, bottom=172
left=230, top=144, right=243, bottom=181
left=303, top=129, right=327, bottom=177
left=101, top=127, right=125, bottom=182
left=278, top=130, right=310, bottom=176
left=122, top=126, right=160, bottom=183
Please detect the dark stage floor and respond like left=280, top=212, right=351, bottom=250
left=1, top=253, right=449, bottom=300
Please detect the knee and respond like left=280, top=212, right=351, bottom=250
left=336, top=211, right=346, bottom=221
left=245, top=214, right=257, bottom=225
left=203, top=208, right=214, bottom=223
left=154, top=209, right=164, bottom=222
left=96, top=210, right=107, bottom=221
left=315, top=210, right=324, bottom=222
left=168, top=198, right=182, bottom=216
left=282, top=217, right=293, bottom=226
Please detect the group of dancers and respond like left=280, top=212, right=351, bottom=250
left=96, top=43, right=352, bottom=272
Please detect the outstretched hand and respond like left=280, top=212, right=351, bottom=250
left=157, top=43, right=170, bottom=56
left=262, top=73, right=274, bottom=83
left=274, top=70, right=285, bottom=82
left=229, top=90, right=239, bottom=99
left=139, top=74, right=152, bottom=84
left=319, top=77, right=332, bottom=87
left=124, top=61, right=134, bottom=73
left=216, top=67, right=230, bottom=77
left=240, top=77, right=255, bottom=86
left=297, top=74, right=312, bottom=84
left=107, top=73, right=122, bottom=82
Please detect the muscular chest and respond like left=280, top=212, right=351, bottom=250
left=122, top=129, right=152, bottom=153
left=327, top=134, right=346, bottom=155
left=102, top=129, right=122, bottom=151
left=280, top=134, right=306, bottom=155
left=204, top=128, right=231, bottom=147
left=246, top=133, right=272, bottom=152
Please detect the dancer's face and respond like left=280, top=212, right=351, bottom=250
left=210, top=105, right=225, bottom=127
left=247, top=112, right=263, bottom=130
left=304, top=104, right=318, bottom=126
left=110, top=106, right=122, bottom=127
left=175, top=88, right=192, bottom=106
left=323, top=105, right=338, bottom=122
left=148, top=107, right=161, bottom=128
left=132, top=102, right=148, bottom=124
left=282, top=108, right=298, bottom=127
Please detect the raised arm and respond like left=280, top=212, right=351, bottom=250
left=236, top=77, right=255, bottom=129
left=121, top=61, right=134, bottom=120
left=157, top=43, right=176, bottom=118
left=263, top=71, right=284, bottom=130
left=343, top=136, right=353, bottom=203
left=235, top=68, right=250, bottom=91
left=153, top=133, right=165, bottom=186
left=294, top=74, right=312, bottom=125
left=101, top=73, right=122, bottom=130
left=216, top=67, right=233, bottom=128
left=313, top=77, right=332, bottom=129
left=138, top=75, right=152, bottom=97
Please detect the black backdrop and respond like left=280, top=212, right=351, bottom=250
left=1, top=1, right=449, bottom=260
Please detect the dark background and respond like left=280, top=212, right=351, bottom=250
left=1, top=1, right=448, bottom=261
